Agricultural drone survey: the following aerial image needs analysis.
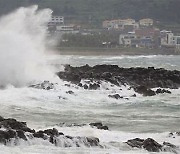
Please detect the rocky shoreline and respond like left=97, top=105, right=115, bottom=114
left=0, top=116, right=179, bottom=153
left=1, top=65, right=180, bottom=152
left=56, top=64, right=180, bottom=96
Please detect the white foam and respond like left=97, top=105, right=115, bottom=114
left=0, top=5, right=56, bottom=87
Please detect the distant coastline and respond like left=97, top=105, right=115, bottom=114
left=50, top=47, right=180, bottom=56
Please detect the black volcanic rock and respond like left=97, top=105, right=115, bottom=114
left=29, top=81, right=54, bottom=90
left=57, top=65, right=180, bottom=96
left=134, top=85, right=156, bottom=96
left=126, top=138, right=144, bottom=148
left=143, top=138, right=162, bottom=152
left=66, top=90, right=74, bottom=94
left=126, top=138, right=179, bottom=153
left=108, top=94, right=123, bottom=99
left=0, top=116, right=179, bottom=152
left=89, top=122, right=109, bottom=130
left=0, top=118, right=34, bottom=133
left=156, top=88, right=171, bottom=94
left=0, top=116, right=101, bottom=147
left=89, top=83, right=100, bottom=90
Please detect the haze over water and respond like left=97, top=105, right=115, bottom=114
left=0, top=6, right=180, bottom=154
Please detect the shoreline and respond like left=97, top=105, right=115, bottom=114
left=48, top=47, right=180, bottom=56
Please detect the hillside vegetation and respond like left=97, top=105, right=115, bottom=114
left=0, top=0, right=180, bottom=26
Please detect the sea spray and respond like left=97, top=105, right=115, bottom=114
left=0, top=5, right=55, bottom=87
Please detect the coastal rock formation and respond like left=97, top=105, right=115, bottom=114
left=57, top=65, right=180, bottom=95
left=0, top=116, right=179, bottom=153
left=89, top=122, right=109, bottom=130
left=29, top=81, right=54, bottom=90
left=0, top=116, right=101, bottom=147
left=126, top=138, right=178, bottom=153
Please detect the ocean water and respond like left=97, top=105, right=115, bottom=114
left=0, top=5, right=180, bottom=154
left=1, top=54, right=180, bottom=154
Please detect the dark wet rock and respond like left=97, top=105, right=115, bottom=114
left=57, top=72, right=81, bottom=84
left=33, top=131, right=45, bottom=139
left=83, top=84, right=88, bottom=89
left=57, top=65, right=180, bottom=95
left=156, top=88, right=171, bottom=94
left=66, top=90, right=74, bottom=94
left=108, top=94, right=123, bottom=99
left=0, top=116, right=179, bottom=152
left=65, top=135, right=73, bottom=140
left=169, top=132, right=180, bottom=138
left=89, top=83, right=100, bottom=90
left=58, top=96, right=67, bottom=100
left=134, top=86, right=156, bottom=96
left=0, top=116, right=4, bottom=122
left=126, top=137, right=179, bottom=153
left=29, top=81, right=54, bottom=90
left=163, top=142, right=177, bottom=149
left=17, top=130, right=27, bottom=140
left=0, top=116, right=102, bottom=148
left=126, top=138, right=162, bottom=152
left=162, top=142, right=179, bottom=154
left=126, top=138, right=144, bottom=148
left=100, top=126, right=109, bottom=130
left=0, top=118, right=34, bottom=133
left=86, top=137, right=100, bottom=146
left=143, top=138, right=162, bottom=152
left=89, top=122, right=102, bottom=128
left=43, top=128, right=59, bottom=136
left=78, top=83, right=83, bottom=87
left=0, top=130, right=15, bottom=144
left=131, top=94, right=137, bottom=97
left=64, top=84, right=71, bottom=87
left=89, top=122, right=109, bottom=130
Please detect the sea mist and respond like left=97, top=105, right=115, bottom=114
left=0, top=5, right=53, bottom=87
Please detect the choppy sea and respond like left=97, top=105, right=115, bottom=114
left=0, top=54, right=180, bottom=154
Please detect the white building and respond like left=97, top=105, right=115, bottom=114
left=174, top=36, right=180, bottom=51
left=160, top=30, right=175, bottom=46
left=103, top=18, right=139, bottom=30
left=139, top=18, right=153, bottom=27
left=48, top=16, right=64, bottom=25
left=119, top=33, right=137, bottom=46
left=56, top=24, right=79, bottom=34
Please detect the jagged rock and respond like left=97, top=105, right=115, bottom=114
left=0, top=116, right=4, bottom=122
left=126, top=138, right=144, bottom=148
left=156, top=88, right=171, bottom=94
left=143, top=138, right=162, bottom=152
left=66, top=90, right=74, bottom=94
left=89, top=122, right=109, bottom=130
left=86, top=137, right=100, bottom=146
left=0, top=116, right=101, bottom=148
left=43, top=128, right=59, bottom=136
left=64, top=84, right=71, bottom=87
left=0, top=130, right=15, bottom=144
left=134, top=86, right=156, bottom=96
left=163, top=142, right=177, bottom=148
left=131, top=94, right=137, bottom=97
left=33, top=131, right=45, bottom=139
left=83, top=84, right=88, bottom=89
left=89, top=83, right=100, bottom=90
left=108, top=94, right=123, bottom=99
left=126, top=138, right=162, bottom=152
left=126, top=138, right=179, bottom=153
left=57, top=65, right=180, bottom=95
left=0, top=118, right=34, bottom=133
left=17, top=130, right=27, bottom=140
left=29, top=81, right=54, bottom=90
